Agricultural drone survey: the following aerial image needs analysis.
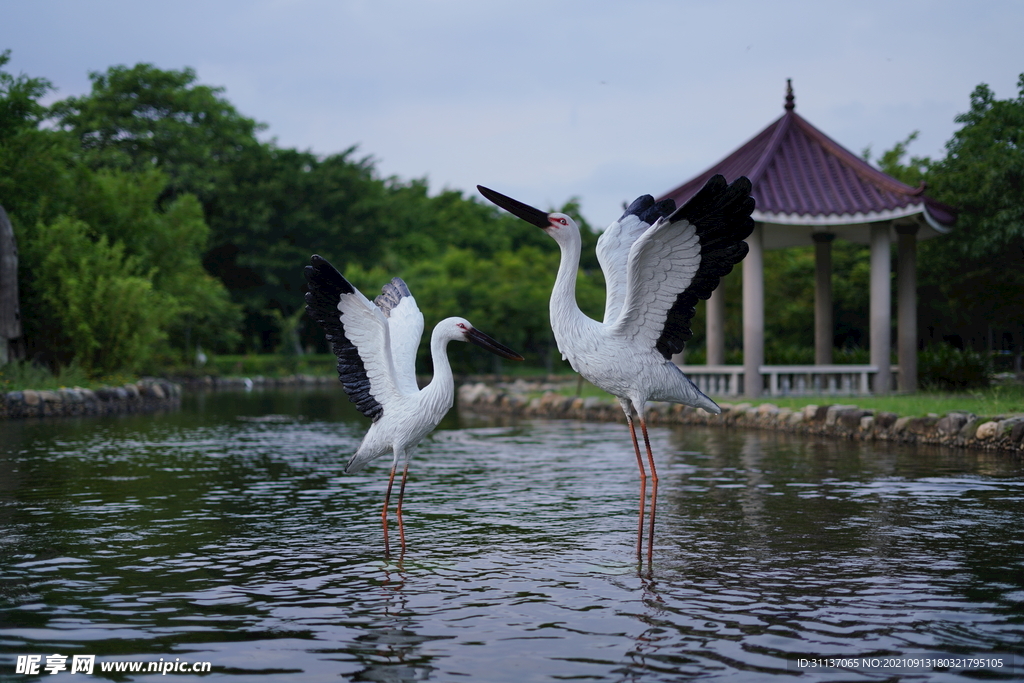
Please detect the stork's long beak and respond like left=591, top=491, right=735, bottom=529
left=477, top=185, right=550, bottom=228
left=465, top=327, right=525, bottom=361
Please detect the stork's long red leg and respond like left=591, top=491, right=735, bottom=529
left=395, top=459, right=410, bottom=548
left=640, top=417, right=657, bottom=564
left=382, top=463, right=398, bottom=553
left=627, top=414, right=646, bottom=559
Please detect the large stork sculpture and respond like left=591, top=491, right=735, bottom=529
left=478, top=176, right=754, bottom=561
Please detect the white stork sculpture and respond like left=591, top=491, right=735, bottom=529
left=478, top=176, right=754, bottom=561
left=304, top=255, right=524, bottom=551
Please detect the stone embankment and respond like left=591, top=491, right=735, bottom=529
left=1, top=379, right=181, bottom=419
left=458, top=378, right=1024, bottom=455
left=0, top=374, right=333, bottom=419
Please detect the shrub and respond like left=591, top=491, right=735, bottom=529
left=919, top=343, right=992, bottom=391
left=28, top=216, right=176, bottom=374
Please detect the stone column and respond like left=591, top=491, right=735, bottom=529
left=896, top=224, right=919, bottom=392
left=869, top=223, right=892, bottom=394
left=0, top=205, right=22, bottom=365
left=706, top=285, right=726, bottom=366
left=812, top=232, right=834, bottom=365
left=743, top=224, right=764, bottom=397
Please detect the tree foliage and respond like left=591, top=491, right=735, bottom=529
left=2, top=57, right=242, bottom=372
left=24, top=215, right=173, bottom=373
left=893, top=75, right=1024, bottom=350
left=0, top=50, right=76, bottom=229
left=5, top=51, right=1022, bottom=377
left=203, top=144, right=391, bottom=345
left=51, top=63, right=264, bottom=204
left=931, top=76, right=1024, bottom=257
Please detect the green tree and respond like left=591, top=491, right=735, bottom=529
left=206, top=144, right=392, bottom=350
left=0, top=50, right=76, bottom=228
left=875, top=131, right=932, bottom=188
left=913, top=75, right=1024, bottom=351
left=24, top=215, right=174, bottom=373
left=51, top=63, right=264, bottom=205
left=50, top=63, right=385, bottom=351
left=72, top=169, right=242, bottom=353
left=930, top=75, right=1024, bottom=256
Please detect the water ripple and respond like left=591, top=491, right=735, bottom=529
left=0, top=391, right=1022, bottom=681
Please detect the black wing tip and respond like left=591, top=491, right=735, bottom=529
left=706, top=174, right=728, bottom=191
left=301, top=254, right=384, bottom=422
left=304, top=254, right=355, bottom=294
left=669, top=174, right=756, bottom=226
left=621, top=195, right=677, bottom=226
left=622, top=194, right=655, bottom=218
left=306, top=253, right=333, bottom=278
left=654, top=175, right=755, bottom=359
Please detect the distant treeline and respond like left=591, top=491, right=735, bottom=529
left=1, top=50, right=1021, bottom=375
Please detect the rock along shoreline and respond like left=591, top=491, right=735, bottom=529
left=5, top=373, right=1022, bottom=457
left=0, top=378, right=181, bottom=419
left=0, top=374, right=341, bottom=420
left=457, top=378, right=1024, bottom=456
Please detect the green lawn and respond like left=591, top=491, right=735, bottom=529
left=551, top=378, right=1024, bottom=419
left=0, top=361, right=136, bottom=392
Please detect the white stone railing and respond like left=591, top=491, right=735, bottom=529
left=679, top=365, right=746, bottom=396
left=678, top=364, right=899, bottom=397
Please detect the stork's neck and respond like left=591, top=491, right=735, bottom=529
left=421, top=327, right=456, bottom=415
left=550, top=232, right=591, bottom=337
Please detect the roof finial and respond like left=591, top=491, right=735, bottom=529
left=784, top=78, right=795, bottom=111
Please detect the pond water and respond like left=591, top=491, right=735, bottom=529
left=1, top=388, right=1023, bottom=682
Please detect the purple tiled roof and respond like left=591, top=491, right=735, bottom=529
left=660, top=83, right=955, bottom=245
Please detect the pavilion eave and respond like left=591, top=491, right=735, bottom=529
left=755, top=203, right=950, bottom=249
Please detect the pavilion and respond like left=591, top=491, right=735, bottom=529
left=661, top=81, right=956, bottom=397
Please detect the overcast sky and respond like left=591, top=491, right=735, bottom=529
left=4, top=0, right=1023, bottom=226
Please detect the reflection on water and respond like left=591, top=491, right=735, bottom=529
left=1, top=389, right=1022, bottom=681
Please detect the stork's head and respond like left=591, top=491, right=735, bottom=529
left=438, top=317, right=525, bottom=361
left=477, top=186, right=579, bottom=246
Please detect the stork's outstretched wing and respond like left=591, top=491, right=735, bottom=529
left=304, top=255, right=403, bottom=421
left=596, top=194, right=676, bottom=324
left=611, top=175, right=755, bottom=359
left=373, top=277, right=423, bottom=395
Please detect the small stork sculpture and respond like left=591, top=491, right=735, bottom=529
left=304, top=255, right=524, bottom=551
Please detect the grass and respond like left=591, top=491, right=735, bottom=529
left=0, top=361, right=137, bottom=392
left=731, top=384, right=1024, bottom=418
left=545, top=377, right=1024, bottom=418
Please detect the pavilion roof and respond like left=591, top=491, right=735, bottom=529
left=660, top=81, right=956, bottom=248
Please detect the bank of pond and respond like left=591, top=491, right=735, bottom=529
left=3, top=374, right=1024, bottom=459
left=458, top=378, right=1024, bottom=456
